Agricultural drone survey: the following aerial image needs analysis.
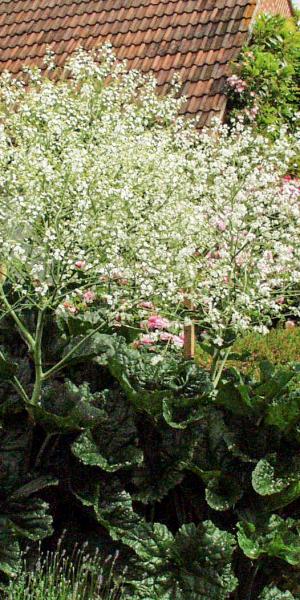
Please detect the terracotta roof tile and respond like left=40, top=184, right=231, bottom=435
left=0, top=0, right=260, bottom=124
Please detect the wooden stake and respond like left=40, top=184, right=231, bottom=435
left=184, top=322, right=195, bottom=359
left=0, top=264, right=6, bottom=284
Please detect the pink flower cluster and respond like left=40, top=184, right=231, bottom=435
left=133, top=332, right=184, bottom=349
left=75, top=260, right=86, bottom=270
left=245, top=104, right=259, bottom=120
left=147, top=315, right=170, bottom=330
left=83, top=290, right=96, bottom=304
left=63, top=301, right=77, bottom=315
left=282, top=175, right=300, bottom=197
left=159, top=332, right=185, bottom=347
left=135, top=312, right=184, bottom=349
left=227, top=74, right=248, bottom=93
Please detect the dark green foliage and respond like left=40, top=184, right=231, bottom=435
left=0, top=427, right=55, bottom=581
left=1, top=309, right=300, bottom=598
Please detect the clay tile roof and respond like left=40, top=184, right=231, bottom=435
left=0, top=0, right=262, bottom=125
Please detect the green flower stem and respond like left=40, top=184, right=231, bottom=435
left=43, top=320, right=105, bottom=381
left=211, top=348, right=221, bottom=382
left=12, top=376, right=30, bottom=404
left=0, top=285, right=35, bottom=351
left=212, top=346, right=232, bottom=389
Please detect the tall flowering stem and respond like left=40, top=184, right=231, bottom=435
left=0, top=45, right=298, bottom=403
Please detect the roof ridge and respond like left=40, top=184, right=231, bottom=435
left=0, top=0, right=252, bottom=25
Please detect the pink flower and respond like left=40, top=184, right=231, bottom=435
left=63, top=301, right=77, bottom=315
left=139, top=301, right=155, bottom=310
left=250, top=105, right=259, bottom=117
left=171, top=334, right=184, bottom=348
left=285, top=320, right=296, bottom=329
left=264, top=250, right=273, bottom=262
left=276, top=296, right=285, bottom=305
left=133, top=335, right=156, bottom=348
left=216, top=219, right=227, bottom=232
left=223, top=275, right=229, bottom=284
left=147, top=315, right=170, bottom=330
left=227, top=75, right=239, bottom=87
left=236, top=83, right=247, bottom=93
left=83, top=290, right=96, bottom=304
left=236, top=254, right=244, bottom=267
left=159, top=332, right=173, bottom=342
left=159, top=332, right=184, bottom=347
left=75, top=260, right=86, bottom=270
left=113, top=314, right=122, bottom=328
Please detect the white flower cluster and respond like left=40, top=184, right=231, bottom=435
left=0, top=46, right=299, bottom=342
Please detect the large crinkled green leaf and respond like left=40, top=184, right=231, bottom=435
left=0, top=518, right=20, bottom=578
left=259, top=586, right=296, bottom=600
left=72, top=389, right=143, bottom=472
left=9, top=476, right=58, bottom=500
left=108, top=347, right=213, bottom=418
left=132, top=417, right=199, bottom=503
left=252, top=455, right=300, bottom=510
left=108, top=343, right=170, bottom=415
left=57, top=309, right=109, bottom=338
left=3, top=497, right=53, bottom=541
left=162, top=392, right=209, bottom=430
left=75, top=477, right=237, bottom=600
left=1, top=476, right=56, bottom=542
left=33, top=380, right=106, bottom=432
left=168, top=522, right=237, bottom=600
left=237, top=515, right=300, bottom=565
left=73, top=476, right=143, bottom=545
left=252, top=454, right=300, bottom=496
left=130, top=522, right=237, bottom=600
left=72, top=429, right=142, bottom=473
left=265, top=373, right=300, bottom=434
left=255, top=361, right=297, bottom=401
left=62, top=332, right=117, bottom=366
left=217, top=367, right=256, bottom=415
left=0, top=427, right=30, bottom=493
left=216, top=363, right=299, bottom=419
left=205, top=474, right=243, bottom=511
left=0, top=474, right=55, bottom=578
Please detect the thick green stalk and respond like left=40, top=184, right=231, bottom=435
left=30, top=310, right=45, bottom=405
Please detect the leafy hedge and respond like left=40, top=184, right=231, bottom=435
left=226, top=13, right=300, bottom=141
left=196, top=327, right=300, bottom=373
left=1, top=307, right=300, bottom=599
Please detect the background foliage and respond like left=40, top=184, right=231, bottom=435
left=227, top=12, right=300, bottom=174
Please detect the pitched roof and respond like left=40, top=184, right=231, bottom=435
left=0, top=0, right=260, bottom=126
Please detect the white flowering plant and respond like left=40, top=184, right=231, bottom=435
left=0, top=45, right=299, bottom=404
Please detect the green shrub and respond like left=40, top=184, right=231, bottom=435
left=196, top=326, right=300, bottom=372
left=227, top=12, right=300, bottom=171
